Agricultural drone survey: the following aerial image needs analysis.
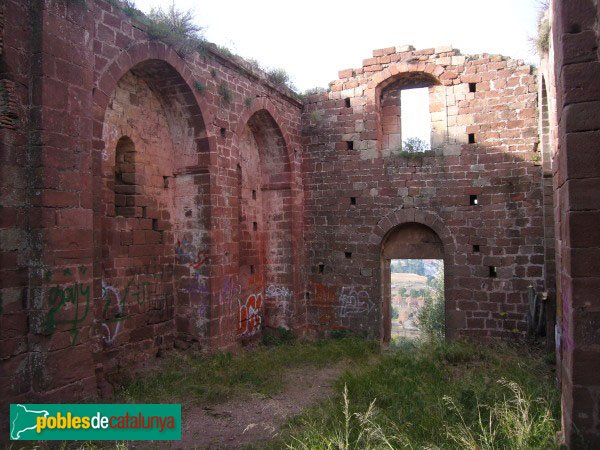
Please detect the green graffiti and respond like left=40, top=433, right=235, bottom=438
left=44, top=271, right=53, bottom=281
left=44, top=283, right=91, bottom=345
left=78, top=265, right=87, bottom=275
left=63, top=268, right=73, bottom=277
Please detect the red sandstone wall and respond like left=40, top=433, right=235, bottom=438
left=552, top=0, right=600, bottom=446
left=302, top=46, right=544, bottom=340
left=0, top=0, right=36, bottom=409
left=0, top=0, right=557, bottom=440
left=0, top=0, right=304, bottom=424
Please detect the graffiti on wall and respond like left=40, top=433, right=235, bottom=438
left=45, top=283, right=91, bottom=345
left=175, top=238, right=209, bottom=295
left=220, top=278, right=241, bottom=316
left=238, top=293, right=263, bottom=336
left=43, top=269, right=91, bottom=346
left=311, top=284, right=375, bottom=328
left=338, top=287, right=374, bottom=318
left=99, top=264, right=175, bottom=346
left=266, top=285, right=292, bottom=325
left=196, top=304, right=209, bottom=332
left=100, top=280, right=124, bottom=345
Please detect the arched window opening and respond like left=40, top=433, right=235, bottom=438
left=114, top=136, right=138, bottom=217
left=379, top=72, right=441, bottom=154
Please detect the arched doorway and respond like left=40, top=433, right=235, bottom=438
left=381, top=222, right=445, bottom=342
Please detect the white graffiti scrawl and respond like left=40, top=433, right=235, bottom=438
left=100, top=280, right=124, bottom=345
left=338, top=287, right=375, bottom=318
left=266, top=285, right=292, bottom=327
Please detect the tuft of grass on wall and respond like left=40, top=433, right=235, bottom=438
left=533, top=1, right=551, bottom=55
left=218, top=82, right=233, bottom=105
left=536, top=18, right=551, bottom=54
left=193, top=80, right=205, bottom=94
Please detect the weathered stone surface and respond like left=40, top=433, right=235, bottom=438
left=0, top=2, right=597, bottom=448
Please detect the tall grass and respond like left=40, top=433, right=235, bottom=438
left=288, top=385, right=407, bottom=450
left=279, top=339, right=560, bottom=449
left=445, top=379, right=557, bottom=449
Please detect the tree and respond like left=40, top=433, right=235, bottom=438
left=417, top=268, right=444, bottom=338
left=402, top=137, right=430, bottom=153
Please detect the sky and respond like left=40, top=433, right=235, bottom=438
left=402, top=88, right=431, bottom=146
left=135, top=0, right=541, bottom=92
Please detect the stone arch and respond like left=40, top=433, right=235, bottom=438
left=368, top=62, right=448, bottom=93
left=369, top=63, right=450, bottom=153
left=370, top=209, right=461, bottom=341
left=234, top=107, right=296, bottom=338
left=234, top=98, right=298, bottom=179
left=93, top=41, right=212, bottom=155
left=92, top=44, right=214, bottom=370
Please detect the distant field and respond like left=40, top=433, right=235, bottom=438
left=391, top=272, right=428, bottom=285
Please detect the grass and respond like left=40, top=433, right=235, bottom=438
left=275, top=338, right=560, bottom=449
left=25, top=338, right=558, bottom=449
left=115, top=337, right=380, bottom=405
left=218, top=82, right=233, bottom=105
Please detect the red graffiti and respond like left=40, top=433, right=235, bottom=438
left=238, top=293, right=263, bottom=336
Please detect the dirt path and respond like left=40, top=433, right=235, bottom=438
left=178, top=364, right=344, bottom=449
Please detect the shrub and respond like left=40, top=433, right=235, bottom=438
left=402, top=136, right=430, bottom=153
left=417, top=269, right=444, bottom=338
left=536, top=17, right=551, bottom=54
left=266, top=68, right=290, bottom=86
left=106, top=1, right=205, bottom=57
left=534, top=1, right=551, bottom=55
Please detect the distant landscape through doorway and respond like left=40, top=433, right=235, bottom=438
left=390, top=259, right=444, bottom=339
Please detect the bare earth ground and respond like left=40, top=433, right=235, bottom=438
left=175, top=364, right=344, bottom=449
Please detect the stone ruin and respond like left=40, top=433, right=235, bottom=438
left=0, top=0, right=598, bottom=446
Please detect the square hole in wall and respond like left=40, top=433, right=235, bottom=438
left=305, top=291, right=311, bottom=300
left=152, top=219, right=159, bottom=231
left=163, top=176, right=170, bottom=189
left=346, top=141, right=354, bottom=150
left=220, top=127, right=226, bottom=137
left=250, top=264, right=255, bottom=274
left=489, top=266, right=498, bottom=278
left=470, top=195, right=479, bottom=206
left=318, top=263, right=325, bottom=274
left=344, top=251, right=352, bottom=259
left=252, top=189, right=257, bottom=200
left=345, top=97, right=351, bottom=108
left=468, top=133, right=476, bottom=144
left=350, top=197, right=357, bottom=206
left=253, top=221, right=257, bottom=231
left=469, top=83, right=477, bottom=93
left=473, top=244, right=480, bottom=252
